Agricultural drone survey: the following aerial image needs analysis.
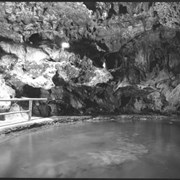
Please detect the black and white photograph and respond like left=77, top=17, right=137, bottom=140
left=0, top=1, right=180, bottom=178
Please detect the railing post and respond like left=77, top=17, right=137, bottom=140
left=0, top=98, right=47, bottom=124
left=28, top=100, right=33, bottom=121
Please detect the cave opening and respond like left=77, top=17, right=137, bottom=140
left=119, top=4, right=128, bottom=15
left=23, top=85, right=41, bottom=98
left=103, top=52, right=122, bottom=70
left=91, top=52, right=105, bottom=68
left=27, top=33, right=66, bottom=50
left=28, top=33, right=43, bottom=46
left=68, top=39, right=99, bottom=59
left=0, top=36, right=14, bottom=43
left=121, top=95, right=131, bottom=107
left=68, top=38, right=108, bottom=68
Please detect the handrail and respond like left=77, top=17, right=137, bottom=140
left=0, top=110, right=30, bottom=116
left=0, top=98, right=47, bottom=121
left=0, top=98, right=47, bottom=101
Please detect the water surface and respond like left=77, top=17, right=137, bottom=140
left=0, top=119, right=180, bottom=178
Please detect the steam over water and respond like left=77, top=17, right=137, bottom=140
left=0, top=120, right=180, bottom=178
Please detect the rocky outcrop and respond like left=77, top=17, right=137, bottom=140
left=0, top=39, right=113, bottom=116
left=0, top=2, right=180, bottom=117
left=0, top=2, right=93, bottom=43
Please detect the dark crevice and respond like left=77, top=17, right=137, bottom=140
left=52, top=71, right=67, bottom=86
left=121, top=95, right=131, bottom=107
left=23, top=85, right=40, bottom=98
left=68, top=39, right=101, bottom=59
left=28, top=33, right=43, bottom=45
left=107, top=4, right=117, bottom=19
left=0, top=36, right=14, bottom=43
left=119, top=4, right=128, bottom=15
left=103, top=52, right=122, bottom=70
left=27, top=33, right=67, bottom=49
left=83, top=2, right=96, bottom=11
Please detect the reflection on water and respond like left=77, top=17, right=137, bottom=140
left=0, top=120, right=180, bottom=178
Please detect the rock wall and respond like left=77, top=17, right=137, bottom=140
left=0, top=2, right=180, bottom=117
left=0, top=39, right=113, bottom=117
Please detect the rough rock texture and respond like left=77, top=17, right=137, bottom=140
left=5, top=102, right=29, bottom=121
left=0, top=2, right=180, bottom=117
left=0, top=2, right=93, bottom=43
left=0, top=75, right=15, bottom=112
left=0, top=39, right=112, bottom=117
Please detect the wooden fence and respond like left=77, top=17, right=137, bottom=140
left=0, top=98, right=47, bottom=121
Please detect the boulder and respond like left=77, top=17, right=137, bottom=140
left=32, top=102, right=51, bottom=117
left=134, top=98, right=146, bottom=112
left=84, top=68, right=113, bottom=86
left=0, top=41, right=26, bottom=61
left=166, top=84, right=180, bottom=107
left=38, top=103, right=51, bottom=117
left=50, top=86, right=65, bottom=101
left=0, top=75, right=15, bottom=112
left=48, top=103, right=58, bottom=116
left=147, top=91, right=165, bottom=111
left=69, top=95, right=84, bottom=110
left=5, top=102, right=29, bottom=121
left=55, top=61, right=80, bottom=82
left=0, top=54, right=18, bottom=73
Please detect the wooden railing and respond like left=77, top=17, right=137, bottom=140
left=0, top=98, right=47, bottom=121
